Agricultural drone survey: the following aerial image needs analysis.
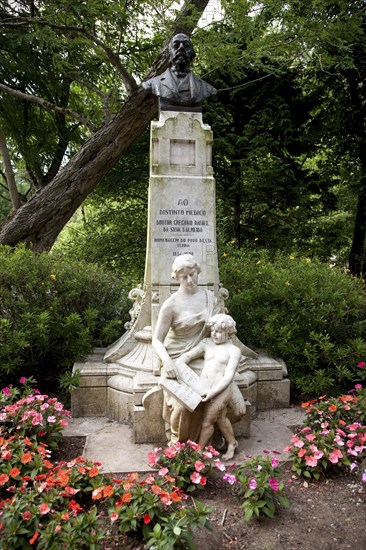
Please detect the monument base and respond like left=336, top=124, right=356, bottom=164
left=71, top=347, right=289, bottom=444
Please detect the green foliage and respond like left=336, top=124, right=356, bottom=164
left=57, top=131, right=149, bottom=278
left=0, top=244, right=128, bottom=389
left=220, top=248, right=366, bottom=397
left=232, top=453, right=290, bottom=521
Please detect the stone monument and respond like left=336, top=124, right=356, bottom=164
left=71, top=33, right=290, bottom=446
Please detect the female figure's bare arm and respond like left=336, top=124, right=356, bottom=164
left=152, top=299, right=176, bottom=378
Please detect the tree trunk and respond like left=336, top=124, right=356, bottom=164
left=0, top=0, right=210, bottom=251
left=0, top=127, right=21, bottom=212
left=347, top=69, right=366, bottom=277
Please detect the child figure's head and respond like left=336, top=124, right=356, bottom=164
left=207, top=314, right=237, bottom=345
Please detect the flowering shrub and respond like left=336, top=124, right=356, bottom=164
left=0, top=380, right=213, bottom=549
left=220, top=249, right=366, bottom=396
left=0, top=458, right=106, bottom=549
left=228, top=452, right=290, bottom=521
left=107, top=471, right=212, bottom=549
left=284, top=385, right=366, bottom=480
left=147, top=440, right=226, bottom=491
left=1, top=380, right=70, bottom=450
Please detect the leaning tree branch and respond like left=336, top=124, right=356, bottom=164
left=0, top=82, right=97, bottom=131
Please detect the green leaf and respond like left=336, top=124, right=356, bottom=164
left=277, top=495, right=291, bottom=509
left=244, top=507, right=254, bottom=521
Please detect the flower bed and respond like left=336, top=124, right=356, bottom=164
left=0, top=375, right=365, bottom=549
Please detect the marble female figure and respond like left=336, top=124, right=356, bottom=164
left=152, top=254, right=220, bottom=443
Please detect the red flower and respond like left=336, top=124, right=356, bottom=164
left=29, top=531, right=39, bottom=545
left=21, top=511, right=32, bottom=521
left=144, top=513, right=152, bottom=524
left=0, top=474, right=9, bottom=486
left=103, top=485, right=114, bottom=498
left=88, top=467, right=99, bottom=478
left=115, top=492, right=132, bottom=507
left=68, top=500, right=82, bottom=513
left=328, top=404, right=337, bottom=412
left=21, top=452, right=32, bottom=464
left=92, top=487, right=103, bottom=500
left=9, top=467, right=20, bottom=478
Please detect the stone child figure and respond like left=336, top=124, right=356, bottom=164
left=152, top=254, right=219, bottom=443
left=176, top=314, right=243, bottom=460
left=142, top=33, right=217, bottom=110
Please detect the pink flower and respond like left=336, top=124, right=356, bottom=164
left=190, top=471, right=202, bottom=484
left=271, top=457, right=279, bottom=467
left=350, top=462, right=358, bottom=472
left=205, top=444, right=219, bottom=456
left=329, top=449, right=343, bottom=464
left=268, top=477, right=279, bottom=491
left=202, top=451, right=212, bottom=458
left=164, top=447, right=178, bottom=459
left=145, top=473, right=155, bottom=484
left=297, top=448, right=306, bottom=458
left=187, top=440, right=200, bottom=451
left=60, top=419, right=68, bottom=427
left=20, top=377, right=27, bottom=384
left=158, top=467, right=169, bottom=476
left=294, top=440, right=305, bottom=448
left=249, top=478, right=257, bottom=490
left=223, top=472, right=236, bottom=485
left=355, top=384, right=362, bottom=390
left=305, top=455, right=318, bottom=467
left=110, top=511, right=119, bottom=522
left=213, top=459, right=226, bottom=471
left=194, top=460, right=205, bottom=472
left=357, top=361, right=365, bottom=368
left=47, top=416, right=56, bottom=423
left=39, top=502, right=50, bottom=515
left=334, top=435, right=344, bottom=446
left=306, top=434, right=316, bottom=442
left=347, top=423, right=361, bottom=431
left=362, top=471, right=366, bottom=483
left=147, top=452, right=158, bottom=467
left=2, top=387, right=11, bottom=396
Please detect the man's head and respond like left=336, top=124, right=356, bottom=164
left=169, top=33, right=195, bottom=70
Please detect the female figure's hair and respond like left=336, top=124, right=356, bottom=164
left=171, top=254, right=201, bottom=279
left=207, top=314, right=237, bottom=335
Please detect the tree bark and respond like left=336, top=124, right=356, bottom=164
left=0, top=0, right=210, bottom=251
left=347, top=69, right=366, bottom=277
left=0, top=127, right=21, bottom=212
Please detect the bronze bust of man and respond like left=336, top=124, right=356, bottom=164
left=142, top=33, right=217, bottom=112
